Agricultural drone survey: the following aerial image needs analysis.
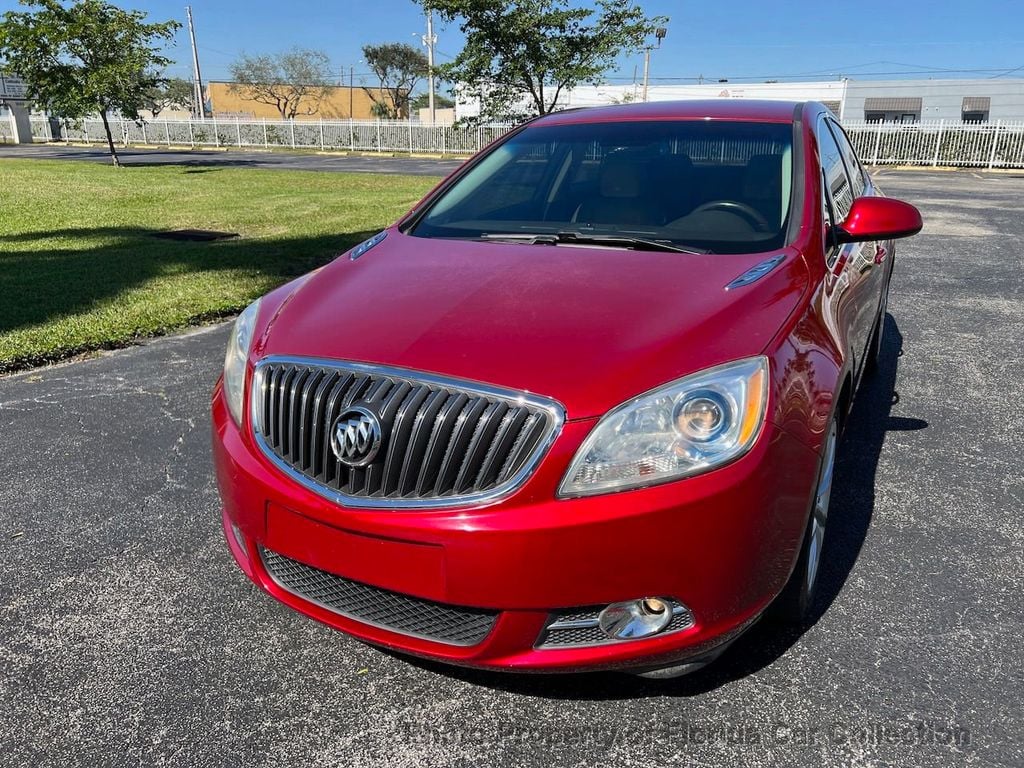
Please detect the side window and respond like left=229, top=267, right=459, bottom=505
left=817, top=117, right=853, bottom=227
left=827, top=120, right=866, bottom=198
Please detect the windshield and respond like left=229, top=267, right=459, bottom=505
left=410, top=119, right=794, bottom=254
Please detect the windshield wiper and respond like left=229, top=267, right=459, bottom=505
left=479, top=231, right=708, bottom=254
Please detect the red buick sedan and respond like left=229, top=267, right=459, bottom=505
left=212, top=100, right=922, bottom=678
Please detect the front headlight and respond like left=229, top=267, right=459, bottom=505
left=223, top=298, right=261, bottom=426
left=558, top=356, right=768, bottom=497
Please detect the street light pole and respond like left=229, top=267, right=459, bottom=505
left=422, top=10, right=437, bottom=123
left=641, top=26, right=667, bottom=103
left=642, top=48, right=651, bottom=103
left=185, top=5, right=205, bottom=118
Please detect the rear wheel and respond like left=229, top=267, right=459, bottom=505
left=772, top=419, right=837, bottom=624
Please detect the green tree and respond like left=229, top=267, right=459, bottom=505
left=0, top=0, right=179, bottom=166
left=410, top=91, right=455, bottom=111
left=143, top=75, right=193, bottom=118
left=229, top=48, right=332, bottom=119
left=422, top=0, right=664, bottom=120
left=362, top=42, right=428, bottom=119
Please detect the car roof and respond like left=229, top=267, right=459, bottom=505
left=535, top=99, right=803, bottom=125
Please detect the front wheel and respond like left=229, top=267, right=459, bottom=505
left=771, top=419, right=837, bottom=624
left=865, top=273, right=891, bottom=375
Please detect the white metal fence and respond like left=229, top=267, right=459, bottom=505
left=842, top=120, right=1024, bottom=169
left=4, top=115, right=1024, bottom=168
left=10, top=116, right=513, bottom=156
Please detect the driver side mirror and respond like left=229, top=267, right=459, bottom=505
left=833, top=196, right=923, bottom=244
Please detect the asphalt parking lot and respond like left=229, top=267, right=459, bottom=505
left=1, top=169, right=1021, bottom=767
left=0, top=142, right=465, bottom=176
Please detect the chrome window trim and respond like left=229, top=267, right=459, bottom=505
left=249, top=355, right=566, bottom=510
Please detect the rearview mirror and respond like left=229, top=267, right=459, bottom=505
left=834, top=196, right=923, bottom=244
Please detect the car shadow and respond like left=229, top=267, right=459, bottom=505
left=121, top=157, right=282, bottom=170
left=7, top=146, right=300, bottom=169
left=395, top=315, right=927, bottom=699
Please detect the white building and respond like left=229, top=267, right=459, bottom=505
left=457, top=78, right=1024, bottom=124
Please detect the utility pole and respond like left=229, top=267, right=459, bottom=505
left=346, top=65, right=354, bottom=118
left=422, top=9, right=437, bottom=123
left=641, top=26, right=667, bottom=103
left=641, top=50, right=650, bottom=102
left=186, top=6, right=205, bottom=118
left=349, top=65, right=354, bottom=118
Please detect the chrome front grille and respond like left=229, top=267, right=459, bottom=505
left=260, top=547, right=498, bottom=646
left=251, top=357, right=563, bottom=509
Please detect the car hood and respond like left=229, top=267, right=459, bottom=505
left=259, top=229, right=808, bottom=420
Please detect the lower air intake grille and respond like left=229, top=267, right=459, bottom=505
left=260, top=547, right=498, bottom=646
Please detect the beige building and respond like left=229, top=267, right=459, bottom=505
left=416, top=107, right=456, bottom=125
left=207, top=81, right=397, bottom=120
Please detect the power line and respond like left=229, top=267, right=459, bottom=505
left=198, top=44, right=243, bottom=58
left=600, top=66, right=1024, bottom=83
left=991, top=64, right=1024, bottom=78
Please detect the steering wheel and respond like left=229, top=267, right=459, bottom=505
left=688, top=200, right=772, bottom=232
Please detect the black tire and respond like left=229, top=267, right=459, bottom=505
left=864, top=273, right=891, bottom=376
left=771, top=419, right=837, bottom=625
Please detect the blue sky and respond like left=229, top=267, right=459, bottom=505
left=3, top=0, right=1023, bottom=90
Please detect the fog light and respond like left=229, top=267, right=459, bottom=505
left=598, top=597, right=674, bottom=640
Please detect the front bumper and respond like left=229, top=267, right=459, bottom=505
left=212, top=378, right=820, bottom=673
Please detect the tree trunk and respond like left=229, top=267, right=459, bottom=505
left=99, top=110, right=120, bottom=168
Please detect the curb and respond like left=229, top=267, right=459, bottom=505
left=32, top=142, right=460, bottom=161
left=872, top=165, right=1022, bottom=174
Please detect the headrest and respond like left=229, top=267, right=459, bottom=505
left=664, top=152, right=693, bottom=170
left=599, top=153, right=643, bottom=198
left=743, top=154, right=782, bottom=199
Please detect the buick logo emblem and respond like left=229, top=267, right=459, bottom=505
left=330, top=406, right=382, bottom=467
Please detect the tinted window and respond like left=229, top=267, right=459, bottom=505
left=411, top=120, right=795, bottom=254
left=827, top=120, right=866, bottom=198
left=818, top=118, right=853, bottom=224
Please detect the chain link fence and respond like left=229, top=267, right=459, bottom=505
left=7, top=115, right=1024, bottom=169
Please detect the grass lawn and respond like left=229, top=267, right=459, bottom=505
left=0, top=159, right=435, bottom=372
